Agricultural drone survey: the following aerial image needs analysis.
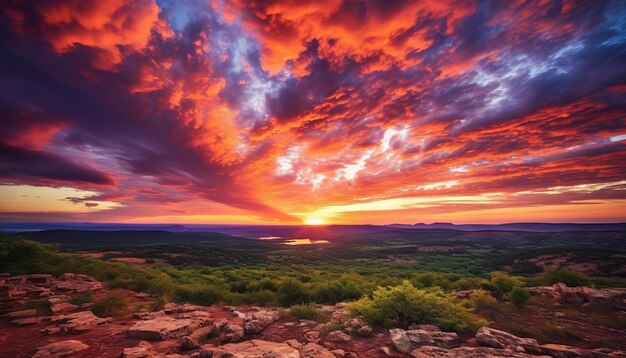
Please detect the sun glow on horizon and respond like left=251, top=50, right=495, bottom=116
left=304, top=217, right=325, bottom=225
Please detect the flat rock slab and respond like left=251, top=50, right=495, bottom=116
left=212, top=339, right=300, bottom=358
left=128, top=317, right=195, bottom=340
left=32, top=340, right=89, bottom=358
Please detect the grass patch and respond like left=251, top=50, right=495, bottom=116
left=91, top=291, right=129, bottom=317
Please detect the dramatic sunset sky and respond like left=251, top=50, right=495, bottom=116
left=1, top=0, right=625, bottom=225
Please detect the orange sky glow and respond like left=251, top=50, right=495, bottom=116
left=0, top=0, right=625, bottom=225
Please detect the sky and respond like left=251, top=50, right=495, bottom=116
left=0, top=0, right=625, bottom=225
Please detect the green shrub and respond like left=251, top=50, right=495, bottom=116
left=487, top=272, right=524, bottom=301
left=469, top=289, right=497, bottom=310
left=529, top=266, right=590, bottom=287
left=290, top=303, right=329, bottom=322
left=509, top=287, right=530, bottom=308
left=277, top=278, right=310, bottom=306
left=349, top=280, right=486, bottom=332
left=91, top=291, right=128, bottom=317
left=174, top=284, right=223, bottom=305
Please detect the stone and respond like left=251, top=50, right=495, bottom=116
left=212, top=339, right=300, bottom=358
left=209, top=319, right=228, bottom=337
left=180, top=335, right=201, bottom=350
left=4, top=308, right=37, bottom=318
left=54, top=311, right=111, bottom=333
left=411, top=346, right=540, bottom=357
left=304, top=330, right=321, bottom=343
left=335, top=302, right=349, bottom=308
left=221, top=323, right=244, bottom=343
left=331, top=349, right=345, bottom=357
left=41, top=326, right=61, bottom=335
left=540, top=344, right=594, bottom=358
left=390, top=328, right=413, bottom=353
left=232, top=310, right=246, bottom=319
left=50, top=302, right=78, bottom=314
left=128, top=316, right=196, bottom=340
left=301, top=343, right=336, bottom=358
left=344, top=315, right=367, bottom=329
left=285, top=339, right=302, bottom=350
left=356, top=325, right=372, bottom=337
left=405, top=329, right=459, bottom=349
left=475, top=327, right=542, bottom=355
left=244, top=310, right=279, bottom=334
left=32, top=340, right=89, bottom=358
left=11, top=317, right=42, bottom=325
left=381, top=347, right=392, bottom=356
left=326, top=330, right=352, bottom=342
left=121, top=341, right=153, bottom=358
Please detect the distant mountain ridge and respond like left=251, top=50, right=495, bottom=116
left=2, top=221, right=626, bottom=234
left=388, top=222, right=626, bottom=232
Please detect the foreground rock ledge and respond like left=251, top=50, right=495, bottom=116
left=32, top=340, right=89, bottom=358
left=209, top=339, right=300, bottom=358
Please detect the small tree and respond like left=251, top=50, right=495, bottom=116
left=349, top=280, right=486, bottom=332
left=487, top=272, right=524, bottom=301
left=509, top=287, right=530, bottom=308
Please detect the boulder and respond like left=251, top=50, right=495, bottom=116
left=304, top=330, right=321, bottom=343
left=406, top=329, right=459, bottom=349
left=128, top=316, right=196, bottom=340
left=212, top=339, right=300, bottom=358
left=326, top=330, right=352, bottom=342
left=344, top=316, right=367, bottom=330
left=390, top=328, right=413, bottom=353
left=300, top=343, right=336, bottom=358
left=357, top=325, right=373, bottom=337
left=330, top=349, right=345, bottom=357
left=32, top=340, right=89, bottom=358
left=244, top=310, right=279, bottom=334
left=209, top=319, right=228, bottom=337
left=285, top=339, right=302, bottom=350
left=476, top=327, right=542, bottom=355
left=221, top=323, right=244, bottom=343
left=180, top=336, right=200, bottom=350
left=381, top=347, right=392, bottom=356
left=121, top=341, right=153, bottom=358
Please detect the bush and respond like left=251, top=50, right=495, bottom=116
left=469, top=289, right=497, bottom=310
left=487, top=272, right=524, bottom=301
left=69, top=293, right=93, bottom=305
left=277, top=278, right=310, bottom=306
left=290, top=303, right=328, bottom=322
left=349, top=281, right=486, bottom=332
left=174, top=284, right=223, bottom=305
left=509, top=287, right=530, bottom=308
left=92, top=291, right=128, bottom=317
left=529, top=266, right=590, bottom=287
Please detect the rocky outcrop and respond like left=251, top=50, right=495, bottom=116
left=300, top=342, right=336, bottom=358
left=128, top=304, right=211, bottom=341
left=244, top=310, right=279, bottom=334
left=390, top=327, right=459, bottom=352
left=411, top=346, right=542, bottom=357
left=32, top=340, right=89, bottom=358
left=326, top=330, right=352, bottom=342
left=475, top=327, right=542, bottom=355
left=526, top=283, right=626, bottom=309
left=212, top=339, right=300, bottom=358
left=405, top=329, right=459, bottom=349
left=51, top=311, right=111, bottom=333
left=128, top=317, right=200, bottom=340
left=390, top=328, right=413, bottom=353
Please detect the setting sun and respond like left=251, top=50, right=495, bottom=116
left=304, top=217, right=324, bottom=225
